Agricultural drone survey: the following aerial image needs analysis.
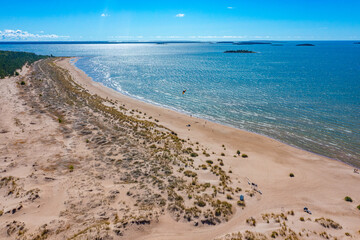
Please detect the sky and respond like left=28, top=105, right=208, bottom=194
left=1, top=0, right=360, bottom=41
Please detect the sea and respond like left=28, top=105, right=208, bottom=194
left=1, top=41, right=359, bottom=167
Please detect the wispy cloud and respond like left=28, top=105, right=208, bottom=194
left=175, top=13, right=185, bottom=18
left=227, top=7, right=234, bottom=9
left=0, top=29, right=69, bottom=40
left=101, top=13, right=109, bottom=17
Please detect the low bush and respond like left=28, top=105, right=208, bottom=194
left=289, top=173, right=295, bottom=177
left=196, top=200, right=206, bottom=207
left=190, top=152, right=198, bottom=157
left=344, top=196, right=352, bottom=202
left=241, top=154, right=248, bottom=158
left=184, top=170, right=197, bottom=178
left=271, top=231, right=278, bottom=238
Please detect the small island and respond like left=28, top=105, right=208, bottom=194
left=296, top=43, right=315, bottom=46
left=224, top=50, right=256, bottom=53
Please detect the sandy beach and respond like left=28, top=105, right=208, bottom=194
left=0, top=57, right=359, bottom=239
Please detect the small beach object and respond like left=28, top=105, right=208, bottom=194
left=354, top=168, right=359, bottom=174
left=240, top=195, right=244, bottom=201
left=182, top=89, right=187, bottom=95
left=186, top=124, right=191, bottom=127
left=304, top=207, right=312, bottom=214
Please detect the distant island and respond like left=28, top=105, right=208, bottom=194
left=224, top=50, right=256, bottom=53
left=233, top=41, right=271, bottom=45
left=296, top=43, right=315, bottom=46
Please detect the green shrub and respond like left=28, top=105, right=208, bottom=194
left=237, top=200, right=245, bottom=207
left=206, top=160, right=213, bottom=165
left=289, top=173, right=295, bottom=177
left=200, top=164, right=207, bottom=170
left=150, top=144, right=156, bottom=148
left=221, top=153, right=225, bottom=156
left=357, top=205, right=360, bottom=210
left=241, top=154, right=248, bottom=158
left=69, top=165, right=74, bottom=172
left=237, top=150, right=241, bottom=155
left=20, top=81, right=26, bottom=85
left=190, top=152, right=198, bottom=157
left=226, top=194, right=233, bottom=200
left=271, top=231, right=278, bottom=238
left=184, top=170, right=197, bottom=178
left=215, top=209, right=221, bottom=216
left=300, top=217, right=305, bottom=221
left=58, top=118, right=62, bottom=123
left=345, top=196, right=353, bottom=202
left=197, top=200, right=206, bottom=207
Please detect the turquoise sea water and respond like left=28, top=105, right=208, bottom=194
left=1, top=42, right=359, bottom=167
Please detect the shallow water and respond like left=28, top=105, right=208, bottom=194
left=1, top=42, right=359, bottom=167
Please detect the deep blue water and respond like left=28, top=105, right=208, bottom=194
left=1, top=42, right=359, bottom=166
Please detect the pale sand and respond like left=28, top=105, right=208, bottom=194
left=58, top=58, right=360, bottom=239
left=0, top=58, right=359, bottom=239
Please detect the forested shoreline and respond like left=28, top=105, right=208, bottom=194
left=0, top=50, right=49, bottom=78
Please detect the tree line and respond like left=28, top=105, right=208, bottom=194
left=0, top=50, right=49, bottom=78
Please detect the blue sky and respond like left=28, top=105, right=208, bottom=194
left=1, top=0, right=359, bottom=41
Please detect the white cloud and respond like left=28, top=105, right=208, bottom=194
left=0, top=29, right=69, bottom=40
left=101, top=13, right=109, bottom=17
left=227, top=7, right=234, bottom=9
left=175, top=13, right=185, bottom=18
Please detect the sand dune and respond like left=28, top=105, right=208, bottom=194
left=0, top=58, right=359, bottom=239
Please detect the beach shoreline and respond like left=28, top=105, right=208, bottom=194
left=1, top=57, right=359, bottom=239
left=68, top=57, right=351, bottom=168
left=71, top=57, right=358, bottom=169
